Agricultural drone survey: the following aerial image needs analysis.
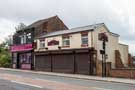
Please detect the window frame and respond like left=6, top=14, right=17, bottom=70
left=20, top=53, right=31, bottom=64
left=19, top=33, right=27, bottom=44
left=26, top=33, right=32, bottom=44
left=81, top=32, right=88, bottom=47
left=39, top=39, right=45, bottom=48
left=62, top=36, right=70, bottom=47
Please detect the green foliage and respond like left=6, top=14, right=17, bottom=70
left=0, top=41, right=11, bottom=68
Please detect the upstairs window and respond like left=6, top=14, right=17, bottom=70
left=81, top=32, right=88, bottom=46
left=27, top=33, right=31, bottom=39
left=39, top=39, right=45, bottom=48
left=20, top=33, right=26, bottom=44
left=27, top=33, right=32, bottom=44
left=62, top=36, right=70, bottom=47
left=20, top=35, right=25, bottom=44
left=20, top=36, right=23, bottom=44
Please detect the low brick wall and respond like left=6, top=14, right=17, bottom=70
left=110, top=69, right=135, bottom=79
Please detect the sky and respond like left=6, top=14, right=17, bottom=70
left=0, top=0, right=135, bottom=55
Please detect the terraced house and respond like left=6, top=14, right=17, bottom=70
left=10, top=16, right=68, bottom=70
left=34, top=23, right=129, bottom=76
left=10, top=15, right=129, bottom=76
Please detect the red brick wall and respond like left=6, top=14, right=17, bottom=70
left=34, top=16, right=68, bottom=37
left=47, top=16, right=68, bottom=33
left=115, top=50, right=125, bottom=68
left=110, top=69, right=135, bottom=79
left=128, top=54, right=135, bottom=68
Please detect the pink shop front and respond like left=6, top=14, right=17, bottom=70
left=10, top=44, right=34, bottom=70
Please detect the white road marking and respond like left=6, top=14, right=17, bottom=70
left=36, top=78, right=70, bottom=84
left=35, top=78, right=59, bottom=83
left=10, top=80, right=43, bottom=88
left=35, top=78, right=49, bottom=81
left=92, top=87, right=112, bottom=90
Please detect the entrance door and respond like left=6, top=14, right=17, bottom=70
left=16, top=53, right=20, bottom=69
left=19, top=53, right=32, bottom=70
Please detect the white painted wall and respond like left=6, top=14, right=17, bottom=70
left=93, top=25, right=129, bottom=68
left=35, top=32, right=92, bottom=51
left=35, top=25, right=129, bottom=68
left=46, top=36, right=62, bottom=50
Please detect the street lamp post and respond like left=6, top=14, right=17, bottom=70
left=103, top=40, right=106, bottom=77
left=101, top=51, right=104, bottom=77
left=99, top=33, right=107, bottom=77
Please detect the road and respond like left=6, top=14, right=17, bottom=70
left=0, top=69, right=134, bottom=90
left=0, top=79, right=46, bottom=90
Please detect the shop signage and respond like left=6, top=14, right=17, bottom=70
left=10, top=44, right=33, bottom=52
left=48, top=40, right=59, bottom=46
left=98, top=33, right=108, bottom=41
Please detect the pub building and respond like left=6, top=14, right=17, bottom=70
left=34, top=23, right=129, bottom=75
left=10, top=16, right=68, bottom=70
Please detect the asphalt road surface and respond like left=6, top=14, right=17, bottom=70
left=0, top=69, right=134, bottom=90
left=0, top=79, right=46, bottom=90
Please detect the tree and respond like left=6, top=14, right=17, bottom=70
left=15, top=23, right=26, bottom=31
left=0, top=38, right=11, bottom=68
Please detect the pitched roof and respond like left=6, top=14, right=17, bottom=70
left=26, top=16, right=58, bottom=29
left=39, top=23, right=105, bottom=38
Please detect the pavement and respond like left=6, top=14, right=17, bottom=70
left=0, top=68, right=134, bottom=90
left=0, top=68, right=134, bottom=85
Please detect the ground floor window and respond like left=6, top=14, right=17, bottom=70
left=20, top=53, right=32, bottom=64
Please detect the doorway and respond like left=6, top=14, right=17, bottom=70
left=16, top=53, right=20, bottom=69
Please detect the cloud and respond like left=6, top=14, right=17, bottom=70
left=0, top=0, right=134, bottom=54
left=0, top=18, right=18, bottom=43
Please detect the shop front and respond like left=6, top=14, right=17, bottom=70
left=10, top=44, right=33, bottom=70
left=35, top=48, right=97, bottom=75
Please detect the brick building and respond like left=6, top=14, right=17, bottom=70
left=10, top=16, right=68, bottom=70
